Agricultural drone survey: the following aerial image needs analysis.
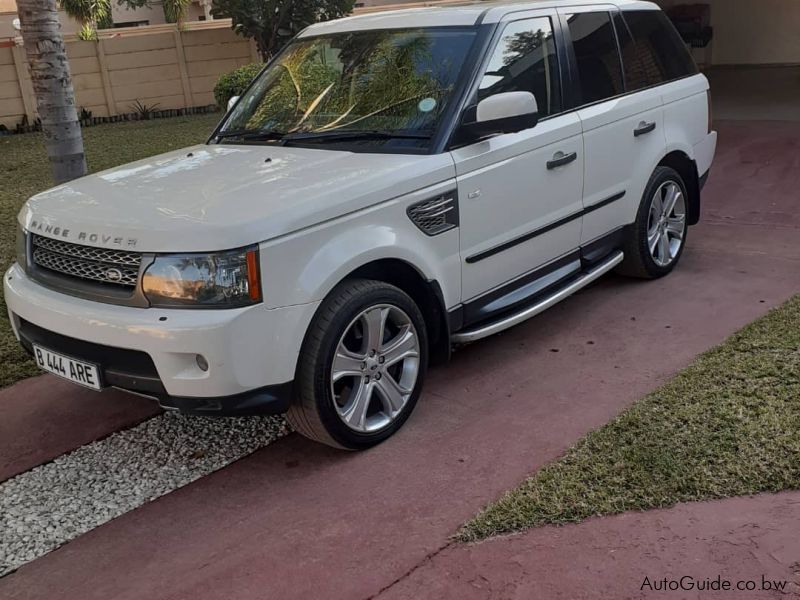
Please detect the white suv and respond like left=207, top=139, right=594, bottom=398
left=5, top=0, right=716, bottom=449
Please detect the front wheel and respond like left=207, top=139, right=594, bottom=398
left=287, top=279, right=428, bottom=450
left=618, top=166, right=689, bottom=279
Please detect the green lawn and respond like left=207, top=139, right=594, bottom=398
left=460, top=295, right=800, bottom=542
left=0, top=113, right=222, bottom=388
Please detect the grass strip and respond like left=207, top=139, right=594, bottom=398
left=460, top=295, right=800, bottom=542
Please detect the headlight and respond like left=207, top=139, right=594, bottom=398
left=142, top=246, right=261, bottom=308
left=16, top=223, right=27, bottom=270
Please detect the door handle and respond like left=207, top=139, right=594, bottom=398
left=634, top=121, right=657, bottom=137
left=547, top=151, right=577, bottom=170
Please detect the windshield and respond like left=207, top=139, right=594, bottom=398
left=216, top=27, right=477, bottom=150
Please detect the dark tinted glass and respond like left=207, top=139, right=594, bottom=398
left=478, top=17, right=561, bottom=117
left=623, top=10, right=698, bottom=86
left=567, top=11, right=624, bottom=105
left=613, top=12, right=649, bottom=91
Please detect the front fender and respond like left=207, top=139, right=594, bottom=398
left=303, top=226, right=459, bottom=305
left=259, top=180, right=462, bottom=311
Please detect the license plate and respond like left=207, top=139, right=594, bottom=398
left=32, top=344, right=102, bottom=391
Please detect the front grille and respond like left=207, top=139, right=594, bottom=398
left=31, top=234, right=142, bottom=288
left=407, top=192, right=459, bottom=236
left=33, top=235, right=141, bottom=266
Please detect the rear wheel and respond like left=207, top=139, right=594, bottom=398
left=618, top=166, right=689, bottom=279
left=287, top=279, right=428, bottom=449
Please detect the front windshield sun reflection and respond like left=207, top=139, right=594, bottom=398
left=217, top=28, right=477, bottom=149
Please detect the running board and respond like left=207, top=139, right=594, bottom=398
left=451, top=251, right=624, bottom=344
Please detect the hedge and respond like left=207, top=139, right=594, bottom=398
left=213, top=63, right=264, bottom=108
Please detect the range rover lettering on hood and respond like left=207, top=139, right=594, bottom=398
left=29, top=220, right=138, bottom=248
left=20, top=144, right=455, bottom=253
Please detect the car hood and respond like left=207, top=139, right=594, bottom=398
left=20, top=144, right=456, bottom=252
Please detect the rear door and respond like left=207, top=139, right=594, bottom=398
left=453, top=10, right=584, bottom=302
left=624, top=10, right=708, bottom=167
left=559, top=6, right=666, bottom=246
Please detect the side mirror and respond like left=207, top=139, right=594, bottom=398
left=458, top=91, right=539, bottom=143
left=227, top=95, right=240, bottom=112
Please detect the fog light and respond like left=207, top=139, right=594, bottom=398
left=196, top=354, right=209, bottom=372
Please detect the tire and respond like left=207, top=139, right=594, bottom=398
left=286, top=279, right=428, bottom=450
left=617, top=166, right=690, bottom=279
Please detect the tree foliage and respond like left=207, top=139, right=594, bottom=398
left=58, top=0, right=108, bottom=24
left=58, top=0, right=110, bottom=39
left=96, top=8, right=113, bottom=28
left=503, top=29, right=547, bottom=66
left=210, top=0, right=354, bottom=61
left=213, top=62, right=263, bottom=107
left=161, top=0, right=191, bottom=24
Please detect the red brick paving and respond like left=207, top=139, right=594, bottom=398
left=379, top=492, right=800, bottom=599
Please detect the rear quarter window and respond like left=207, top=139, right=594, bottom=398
left=621, top=10, right=698, bottom=87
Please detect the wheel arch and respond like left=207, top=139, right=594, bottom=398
left=657, top=150, right=701, bottom=226
left=340, top=259, right=451, bottom=365
left=299, top=257, right=451, bottom=368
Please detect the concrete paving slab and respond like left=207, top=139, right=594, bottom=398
left=0, top=120, right=798, bottom=598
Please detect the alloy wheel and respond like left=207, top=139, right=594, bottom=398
left=330, top=304, right=421, bottom=433
left=647, top=180, right=687, bottom=267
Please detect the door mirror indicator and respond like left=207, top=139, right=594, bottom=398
left=457, top=91, right=539, bottom=144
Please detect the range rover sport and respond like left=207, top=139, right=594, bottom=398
left=5, top=0, right=717, bottom=449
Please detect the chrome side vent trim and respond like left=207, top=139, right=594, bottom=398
left=407, top=191, right=459, bottom=236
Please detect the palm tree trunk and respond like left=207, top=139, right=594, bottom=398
left=16, top=0, right=87, bottom=184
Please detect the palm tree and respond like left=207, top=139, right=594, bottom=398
left=163, top=0, right=191, bottom=26
left=16, top=0, right=88, bottom=184
left=58, top=0, right=111, bottom=40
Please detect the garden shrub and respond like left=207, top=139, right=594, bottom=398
left=213, top=63, right=264, bottom=108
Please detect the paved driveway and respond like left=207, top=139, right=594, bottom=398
left=1, top=120, right=798, bottom=599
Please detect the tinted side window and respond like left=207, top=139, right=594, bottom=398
left=623, top=10, right=698, bottom=85
left=478, top=17, right=561, bottom=118
left=566, top=11, right=624, bottom=105
left=613, top=12, right=649, bottom=91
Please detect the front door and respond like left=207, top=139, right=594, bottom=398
left=452, top=12, right=584, bottom=302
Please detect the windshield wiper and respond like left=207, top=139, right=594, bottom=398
left=214, top=129, right=287, bottom=142
left=282, top=130, right=433, bottom=143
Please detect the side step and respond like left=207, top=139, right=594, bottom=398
left=451, top=251, right=624, bottom=344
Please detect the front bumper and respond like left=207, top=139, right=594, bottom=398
left=4, top=263, right=320, bottom=414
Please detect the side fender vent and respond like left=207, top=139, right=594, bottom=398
left=407, top=191, right=459, bottom=236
